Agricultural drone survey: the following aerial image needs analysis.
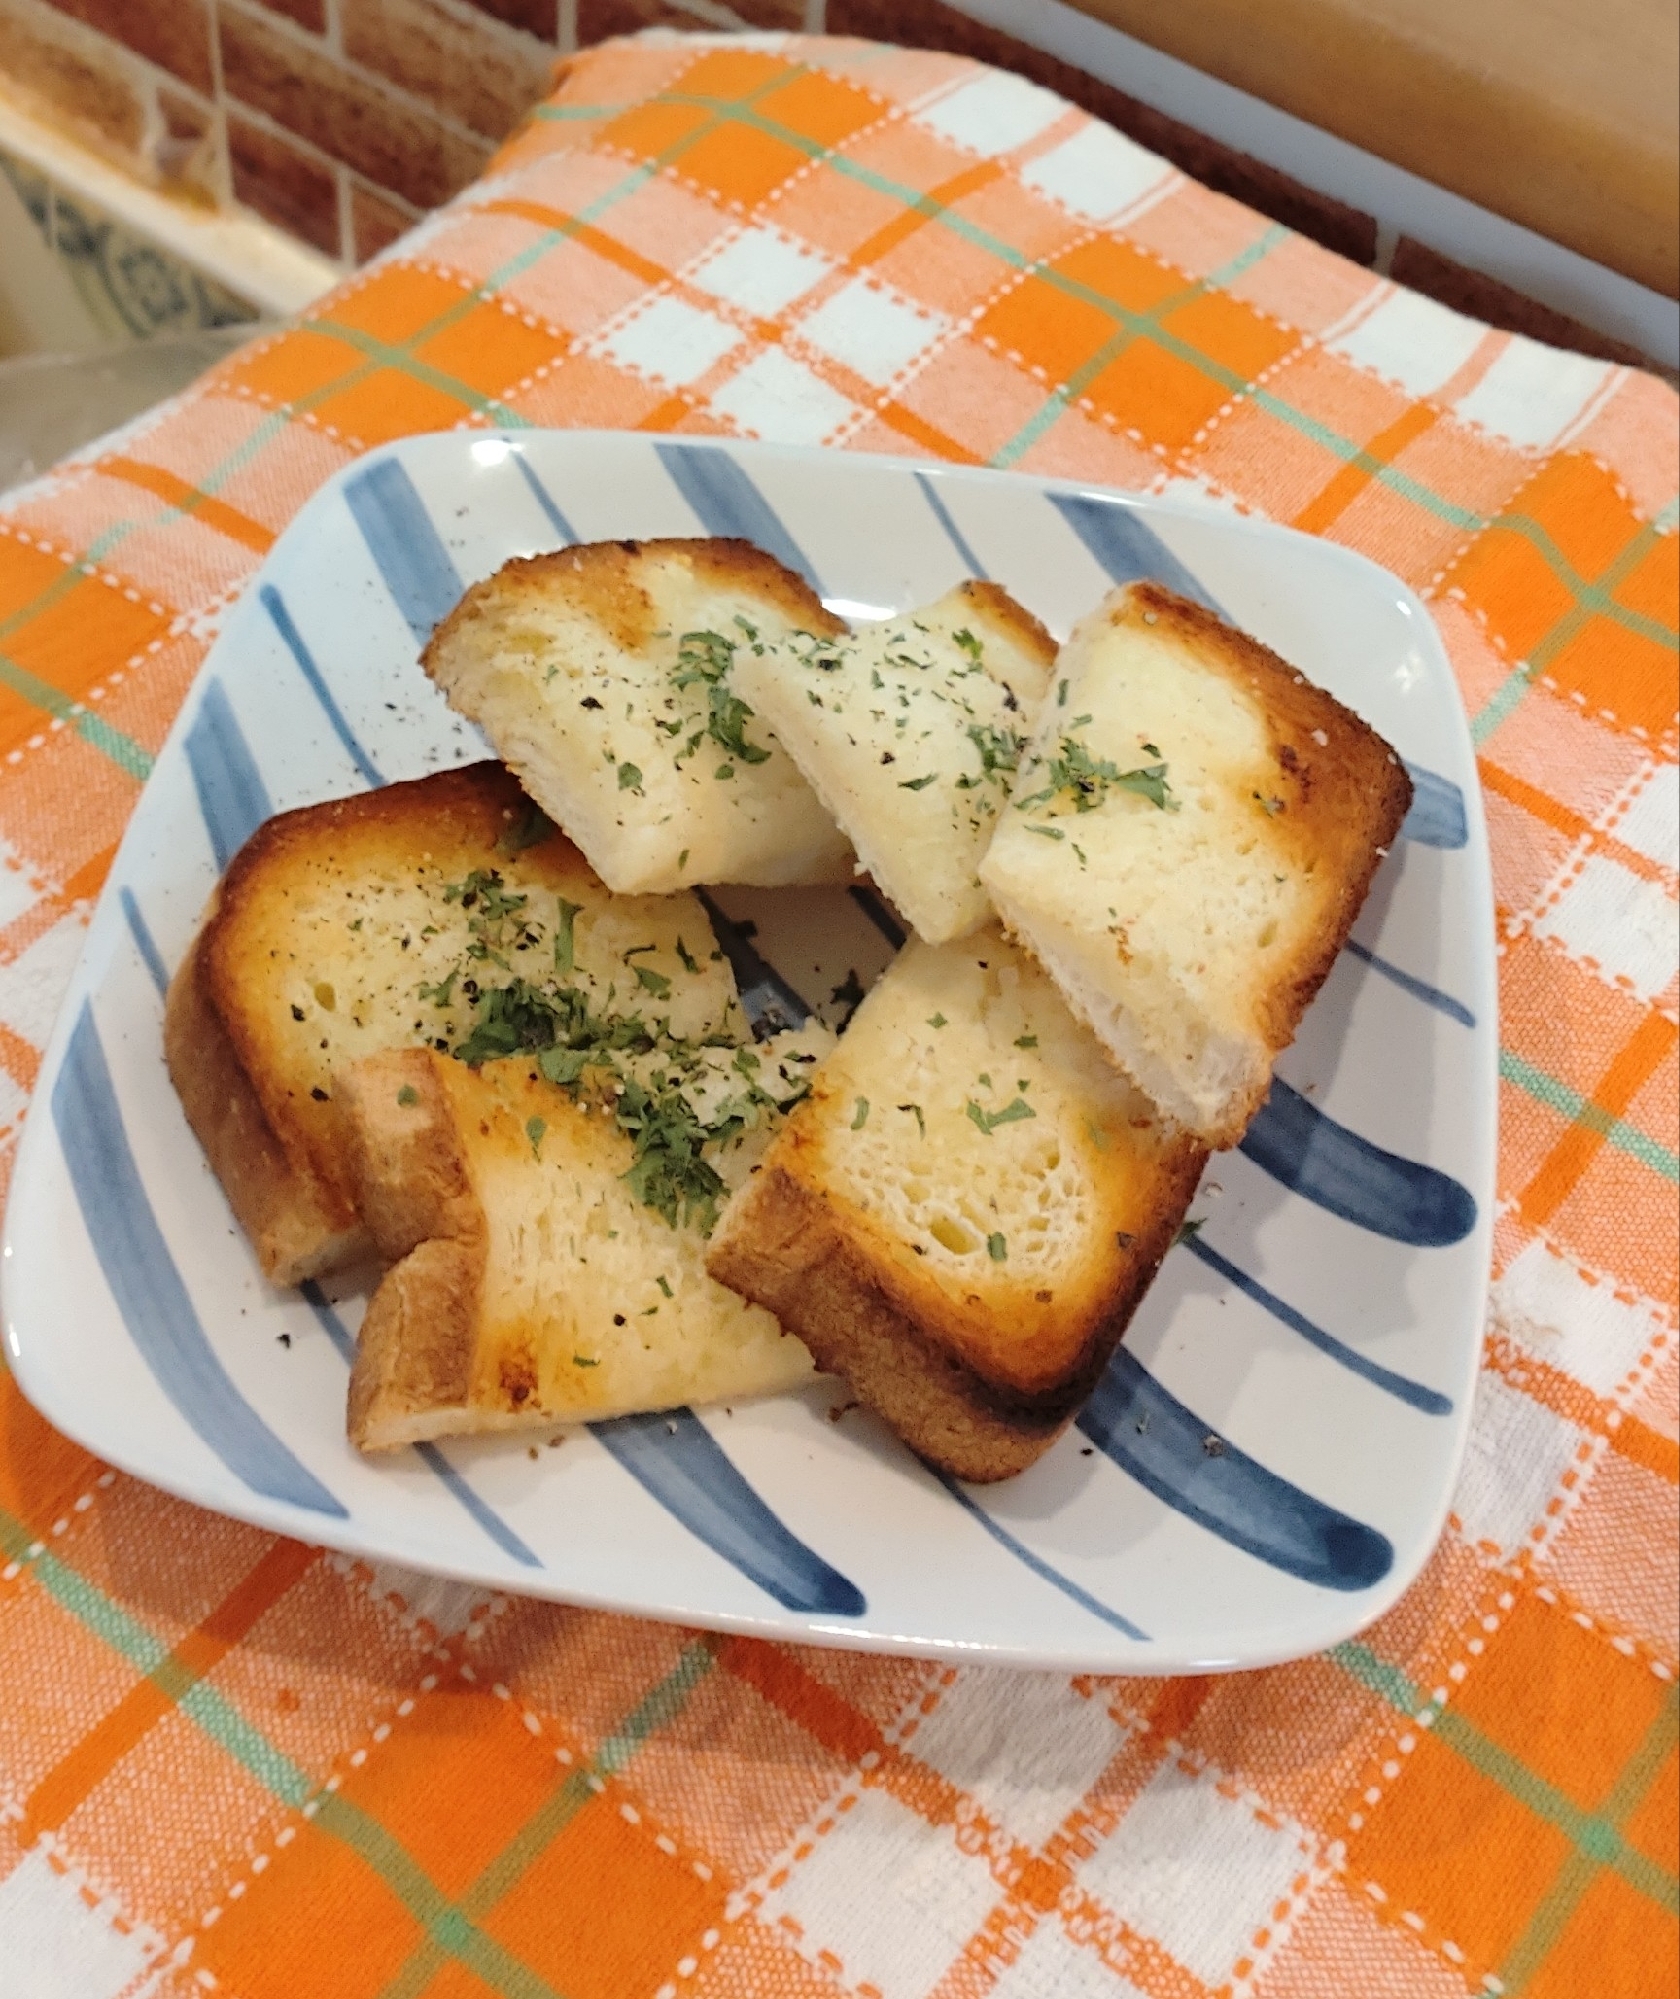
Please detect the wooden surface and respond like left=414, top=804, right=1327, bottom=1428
left=1076, top=0, right=1680, bottom=297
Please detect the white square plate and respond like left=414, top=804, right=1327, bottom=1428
left=2, top=432, right=1496, bottom=1673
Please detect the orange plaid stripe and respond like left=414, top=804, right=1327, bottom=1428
left=0, top=31, right=1673, bottom=1999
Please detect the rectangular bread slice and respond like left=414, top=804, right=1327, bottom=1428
left=167, top=762, right=744, bottom=1285
left=340, top=1041, right=824, bottom=1449
left=980, top=582, right=1413, bottom=1147
left=730, top=582, right=1056, bottom=944
left=706, top=930, right=1205, bottom=1481
left=422, top=538, right=855, bottom=895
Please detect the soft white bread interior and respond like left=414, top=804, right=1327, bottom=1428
left=980, top=582, right=1413, bottom=1147
left=166, top=762, right=744, bottom=1285
left=341, top=1038, right=826, bottom=1450
left=706, top=929, right=1205, bottom=1480
left=422, top=538, right=855, bottom=895
left=731, top=582, right=1055, bottom=943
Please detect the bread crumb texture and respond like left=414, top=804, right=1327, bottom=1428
left=422, top=538, right=854, bottom=893
left=981, top=581, right=1411, bottom=1145
left=720, top=928, right=1204, bottom=1399
left=342, top=1047, right=818, bottom=1448
left=732, top=580, right=1055, bottom=943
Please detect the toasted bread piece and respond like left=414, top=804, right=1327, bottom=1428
left=422, top=538, right=855, bottom=895
left=341, top=1042, right=825, bottom=1449
left=167, top=762, right=742, bottom=1285
left=707, top=931, right=1205, bottom=1480
left=980, top=583, right=1412, bottom=1146
left=731, top=583, right=1055, bottom=943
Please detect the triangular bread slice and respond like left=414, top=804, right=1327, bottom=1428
left=167, top=762, right=745, bottom=1285
left=980, top=582, right=1413, bottom=1146
left=422, top=538, right=855, bottom=895
left=340, top=1038, right=825, bottom=1449
left=706, top=929, right=1205, bottom=1481
left=730, top=582, right=1056, bottom=942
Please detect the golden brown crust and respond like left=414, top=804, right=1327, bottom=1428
left=956, top=578, right=1058, bottom=674
left=179, top=760, right=595, bottom=1284
left=1119, top=581, right=1414, bottom=1111
left=767, top=1081, right=1207, bottom=1402
left=340, top=1050, right=485, bottom=1451
left=165, top=921, right=369, bottom=1285
left=707, top=1167, right=1074, bottom=1481
left=422, top=536, right=846, bottom=686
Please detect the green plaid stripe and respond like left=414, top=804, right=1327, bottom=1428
left=0, top=1502, right=716, bottom=1998
left=4, top=63, right=1673, bottom=785
left=587, top=85, right=1679, bottom=649
left=1500, top=1048, right=1680, bottom=1184
left=375, top=1640, right=717, bottom=1999
left=1333, top=1641, right=1680, bottom=1922
left=1472, top=514, right=1673, bottom=745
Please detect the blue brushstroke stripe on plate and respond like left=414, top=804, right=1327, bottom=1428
left=1344, top=939, right=1474, bottom=1027
left=1240, top=1077, right=1477, bottom=1247
left=1078, top=1350, right=1392, bottom=1590
left=54, top=1007, right=347, bottom=1517
left=847, top=883, right=907, bottom=951
left=590, top=1409, right=866, bottom=1616
left=299, top=1283, right=541, bottom=1568
left=1400, top=762, right=1468, bottom=849
left=1048, top=493, right=1223, bottom=611
left=654, top=443, right=821, bottom=592
left=512, top=452, right=577, bottom=544
left=915, top=472, right=988, bottom=579
left=1183, top=1234, right=1452, bottom=1415
left=693, top=889, right=816, bottom=1040
left=260, top=584, right=385, bottom=790
left=185, top=680, right=272, bottom=870
left=120, top=887, right=168, bottom=1000
left=934, top=1472, right=1147, bottom=1638
left=344, top=457, right=464, bottom=645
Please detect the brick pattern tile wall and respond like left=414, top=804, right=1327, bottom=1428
left=0, top=0, right=1659, bottom=363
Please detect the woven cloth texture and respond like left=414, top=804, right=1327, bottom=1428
left=0, top=31, right=1674, bottom=1999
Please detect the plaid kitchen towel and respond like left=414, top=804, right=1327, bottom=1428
left=0, top=32, right=1673, bottom=1999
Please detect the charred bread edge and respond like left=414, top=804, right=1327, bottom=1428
left=165, top=919, right=369, bottom=1286
left=340, top=1050, right=485, bottom=1453
left=708, top=1147, right=1201, bottom=1483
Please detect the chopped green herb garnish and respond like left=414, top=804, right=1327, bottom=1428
left=656, top=1274, right=673, bottom=1298
left=851, top=1097, right=871, bottom=1129
left=675, top=936, right=700, bottom=974
left=526, top=1115, right=547, bottom=1159
left=927, top=1013, right=947, bottom=1029
left=898, top=773, right=938, bottom=791
left=1017, top=738, right=1176, bottom=815
left=1014, top=1033, right=1037, bottom=1049
left=632, top=963, right=672, bottom=998
left=1175, top=1217, right=1206, bottom=1245
left=397, top=1084, right=419, bottom=1107
left=965, top=1096, right=1036, bottom=1134
left=572, top=1353, right=599, bottom=1368
left=952, top=627, right=983, bottom=660
left=966, top=721, right=1025, bottom=781
left=898, top=1102, right=926, bottom=1136
left=552, top=898, right=581, bottom=975
left=617, top=761, right=643, bottom=792
left=674, top=629, right=771, bottom=764
left=1025, top=823, right=1065, bottom=840
left=987, top=1231, right=1007, bottom=1261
